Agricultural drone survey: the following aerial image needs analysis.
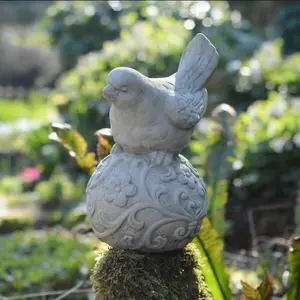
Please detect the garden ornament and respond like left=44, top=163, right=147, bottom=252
left=86, top=33, right=219, bottom=252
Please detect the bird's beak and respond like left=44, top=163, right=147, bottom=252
left=103, top=84, right=118, bottom=101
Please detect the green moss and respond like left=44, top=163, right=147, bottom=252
left=91, top=245, right=212, bottom=300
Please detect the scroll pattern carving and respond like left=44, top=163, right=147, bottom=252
left=86, top=152, right=207, bottom=252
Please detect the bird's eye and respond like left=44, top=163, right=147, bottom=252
left=120, top=86, right=128, bottom=92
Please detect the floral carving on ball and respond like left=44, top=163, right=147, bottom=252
left=104, top=171, right=137, bottom=207
left=178, top=165, right=198, bottom=189
left=86, top=153, right=208, bottom=252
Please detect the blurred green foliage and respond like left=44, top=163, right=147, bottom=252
left=0, top=93, right=54, bottom=123
left=22, top=126, right=63, bottom=177
left=236, top=39, right=300, bottom=98
left=34, top=172, right=85, bottom=209
left=296, top=185, right=300, bottom=234
left=286, top=237, right=300, bottom=300
left=275, top=1, right=300, bottom=56
left=52, top=17, right=188, bottom=98
left=0, top=229, right=95, bottom=295
left=231, top=91, right=300, bottom=205
left=0, top=0, right=300, bottom=297
left=42, top=1, right=261, bottom=70
left=0, top=176, right=23, bottom=194
left=63, top=203, right=87, bottom=229
left=42, top=1, right=121, bottom=69
left=0, top=211, right=35, bottom=234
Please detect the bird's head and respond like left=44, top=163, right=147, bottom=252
left=103, top=67, right=145, bottom=108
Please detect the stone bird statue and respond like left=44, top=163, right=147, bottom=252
left=102, top=33, right=219, bottom=165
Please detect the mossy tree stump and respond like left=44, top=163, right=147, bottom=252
left=91, top=245, right=212, bottom=300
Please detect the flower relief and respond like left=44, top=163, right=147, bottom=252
left=178, top=165, right=198, bottom=189
left=104, top=171, right=137, bottom=207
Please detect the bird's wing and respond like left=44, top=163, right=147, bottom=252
left=166, top=33, right=218, bottom=129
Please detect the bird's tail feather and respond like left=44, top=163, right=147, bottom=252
left=176, top=33, right=219, bottom=92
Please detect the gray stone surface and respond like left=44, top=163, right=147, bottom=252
left=86, top=33, right=218, bottom=252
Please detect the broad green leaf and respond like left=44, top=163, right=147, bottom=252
left=68, top=131, right=88, bottom=159
left=286, top=236, right=300, bottom=300
left=95, top=128, right=114, bottom=160
left=207, top=180, right=228, bottom=238
left=193, top=218, right=232, bottom=300
left=50, top=122, right=97, bottom=174
left=241, top=269, right=274, bottom=300
left=78, top=152, right=97, bottom=175
left=205, top=104, right=237, bottom=237
left=295, top=203, right=300, bottom=234
left=51, top=122, right=87, bottom=158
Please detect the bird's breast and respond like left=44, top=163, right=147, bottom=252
left=110, top=105, right=191, bottom=153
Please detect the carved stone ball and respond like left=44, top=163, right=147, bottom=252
left=86, top=153, right=208, bottom=252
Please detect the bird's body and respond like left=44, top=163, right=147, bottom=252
left=110, top=76, right=192, bottom=154
left=103, top=34, right=219, bottom=162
